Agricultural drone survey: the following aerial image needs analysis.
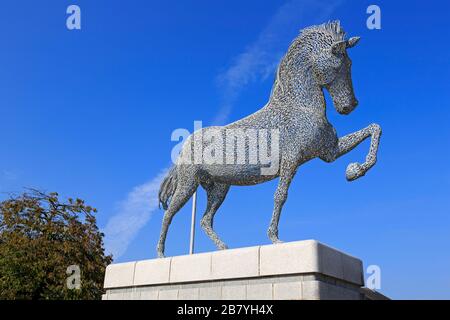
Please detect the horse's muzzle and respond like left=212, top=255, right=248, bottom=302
left=341, top=99, right=358, bottom=115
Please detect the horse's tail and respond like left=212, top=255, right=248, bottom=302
left=158, top=166, right=178, bottom=210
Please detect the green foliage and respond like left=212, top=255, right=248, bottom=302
left=0, top=189, right=112, bottom=299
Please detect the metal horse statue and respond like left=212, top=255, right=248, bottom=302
left=157, top=21, right=381, bottom=258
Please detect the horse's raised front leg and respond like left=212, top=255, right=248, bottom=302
left=267, top=166, right=296, bottom=244
left=334, top=123, right=382, bottom=181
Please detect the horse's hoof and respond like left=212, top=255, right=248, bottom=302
left=218, top=244, right=228, bottom=250
left=157, top=250, right=165, bottom=258
left=346, top=162, right=365, bottom=181
left=268, top=229, right=283, bottom=244
left=269, top=236, right=283, bottom=244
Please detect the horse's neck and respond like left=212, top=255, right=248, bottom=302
left=270, top=61, right=326, bottom=117
left=227, top=62, right=327, bottom=129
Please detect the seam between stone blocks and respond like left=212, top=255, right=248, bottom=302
left=210, top=253, right=212, bottom=277
left=254, top=245, right=262, bottom=300
left=132, top=262, right=137, bottom=286
left=272, top=282, right=274, bottom=299
left=168, top=257, right=173, bottom=283
left=257, top=245, right=261, bottom=276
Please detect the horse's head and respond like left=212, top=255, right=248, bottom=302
left=310, top=27, right=360, bottom=115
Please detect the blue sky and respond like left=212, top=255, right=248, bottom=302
left=1, top=0, right=449, bottom=299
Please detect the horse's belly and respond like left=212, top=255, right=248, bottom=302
left=201, top=164, right=278, bottom=186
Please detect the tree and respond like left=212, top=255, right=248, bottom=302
left=0, top=189, right=112, bottom=299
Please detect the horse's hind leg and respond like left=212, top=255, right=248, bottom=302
left=268, top=165, right=296, bottom=244
left=200, top=182, right=230, bottom=250
left=157, top=175, right=198, bottom=258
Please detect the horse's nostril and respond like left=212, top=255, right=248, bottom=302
left=342, top=107, right=350, bottom=113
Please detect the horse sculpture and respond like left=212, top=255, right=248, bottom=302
left=157, top=21, right=381, bottom=258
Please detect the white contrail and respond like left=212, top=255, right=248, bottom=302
left=103, top=0, right=343, bottom=259
left=103, top=169, right=168, bottom=258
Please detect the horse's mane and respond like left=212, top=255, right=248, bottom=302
left=300, top=20, right=346, bottom=42
left=269, top=21, right=346, bottom=100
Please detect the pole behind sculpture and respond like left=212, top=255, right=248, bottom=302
left=189, top=191, right=197, bottom=254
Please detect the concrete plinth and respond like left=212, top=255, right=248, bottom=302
left=102, top=240, right=385, bottom=300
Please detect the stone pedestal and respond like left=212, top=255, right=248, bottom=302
left=103, top=240, right=381, bottom=300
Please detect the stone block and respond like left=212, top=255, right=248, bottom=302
left=301, top=280, right=323, bottom=300
left=134, top=257, right=171, bottom=286
left=211, top=246, right=259, bottom=280
left=169, top=252, right=212, bottom=283
left=199, top=285, right=222, bottom=300
left=178, top=288, right=200, bottom=299
left=107, top=292, right=124, bottom=300
left=139, top=289, right=159, bottom=300
left=222, top=285, right=246, bottom=300
left=273, top=281, right=302, bottom=300
left=342, top=253, right=364, bottom=286
left=317, top=242, right=344, bottom=280
left=158, top=289, right=179, bottom=300
left=259, top=240, right=320, bottom=276
left=246, top=283, right=273, bottom=300
left=104, top=262, right=136, bottom=289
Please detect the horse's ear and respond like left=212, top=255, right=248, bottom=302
left=331, top=40, right=346, bottom=55
left=346, top=36, right=360, bottom=48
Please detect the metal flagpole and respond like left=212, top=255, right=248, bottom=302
left=189, top=191, right=197, bottom=254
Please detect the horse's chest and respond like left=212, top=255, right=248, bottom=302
left=281, top=121, right=337, bottom=159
